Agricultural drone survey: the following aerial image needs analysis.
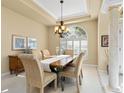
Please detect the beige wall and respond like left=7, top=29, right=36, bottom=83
left=1, top=7, right=48, bottom=73
left=48, top=20, right=98, bottom=65
left=98, top=13, right=109, bottom=70
left=48, top=27, right=60, bottom=55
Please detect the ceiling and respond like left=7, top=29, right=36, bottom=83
left=101, top=0, right=123, bottom=12
left=2, top=0, right=102, bottom=26
left=2, top=0, right=56, bottom=25
left=33, top=0, right=88, bottom=20
left=109, top=0, right=122, bottom=4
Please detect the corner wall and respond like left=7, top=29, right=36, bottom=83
left=98, top=13, right=110, bottom=70
left=1, top=7, right=48, bottom=73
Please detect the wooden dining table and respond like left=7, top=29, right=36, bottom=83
left=40, top=55, right=77, bottom=72
left=40, top=55, right=77, bottom=86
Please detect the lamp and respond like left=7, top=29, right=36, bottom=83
left=54, top=0, right=69, bottom=38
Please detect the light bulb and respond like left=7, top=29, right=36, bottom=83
left=65, top=28, right=69, bottom=32
left=54, top=26, right=59, bottom=33
left=59, top=29, right=62, bottom=33
left=61, top=25, right=65, bottom=31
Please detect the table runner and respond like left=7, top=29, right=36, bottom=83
left=40, top=55, right=72, bottom=72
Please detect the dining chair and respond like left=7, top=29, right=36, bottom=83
left=64, top=49, right=76, bottom=67
left=65, top=51, right=84, bottom=79
left=64, top=49, right=74, bottom=57
left=59, top=52, right=84, bottom=93
left=19, top=54, right=57, bottom=93
left=41, top=49, right=52, bottom=59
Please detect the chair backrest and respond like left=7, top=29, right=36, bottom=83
left=41, top=49, right=51, bottom=59
left=64, top=49, right=73, bottom=57
left=74, top=52, right=84, bottom=77
left=19, top=54, right=43, bottom=88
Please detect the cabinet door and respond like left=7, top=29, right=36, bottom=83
left=18, top=58, right=24, bottom=69
left=9, top=56, right=18, bottom=70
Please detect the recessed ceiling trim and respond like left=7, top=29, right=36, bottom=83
left=2, top=0, right=56, bottom=25
left=100, top=0, right=123, bottom=13
left=32, top=0, right=57, bottom=19
left=21, top=0, right=56, bottom=20
left=64, top=15, right=95, bottom=25
left=33, top=0, right=88, bottom=21
left=60, top=13, right=90, bottom=21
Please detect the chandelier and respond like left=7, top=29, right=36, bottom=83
left=54, top=0, right=69, bottom=38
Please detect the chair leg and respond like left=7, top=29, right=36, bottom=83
left=76, top=77, right=80, bottom=93
left=62, top=77, right=66, bottom=81
left=79, top=75, right=82, bottom=86
left=30, top=85, right=33, bottom=93
left=26, top=83, right=30, bottom=93
left=54, top=79, right=57, bottom=90
left=40, top=88, right=44, bottom=93
left=81, top=69, right=83, bottom=78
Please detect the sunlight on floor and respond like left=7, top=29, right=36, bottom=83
left=1, top=65, right=104, bottom=93
left=1, top=89, right=8, bottom=93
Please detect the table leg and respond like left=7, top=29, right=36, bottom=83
left=61, top=77, right=64, bottom=91
left=57, top=72, right=60, bottom=87
left=50, top=66, right=64, bottom=89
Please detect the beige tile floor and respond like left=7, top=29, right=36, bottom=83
left=1, top=65, right=104, bottom=93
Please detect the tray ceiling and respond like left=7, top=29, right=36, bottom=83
left=33, top=0, right=88, bottom=20
left=101, top=0, right=123, bottom=12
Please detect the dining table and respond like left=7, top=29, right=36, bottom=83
left=40, top=55, right=77, bottom=86
left=40, top=55, right=77, bottom=72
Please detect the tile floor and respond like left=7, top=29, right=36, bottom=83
left=1, top=65, right=104, bottom=93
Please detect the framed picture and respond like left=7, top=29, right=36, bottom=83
left=27, top=38, right=37, bottom=49
left=12, top=35, right=26, bottom=50
left=101, top=35, right=109, bottom=47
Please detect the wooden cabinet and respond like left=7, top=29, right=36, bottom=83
left=8, top=55, right=24, bottom=76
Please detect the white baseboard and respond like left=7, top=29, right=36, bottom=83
left=83, top=63, right=98, bottom=67
left=97, top=68, right=107, bottom=74
left=1, top=72, right=10, bottom=77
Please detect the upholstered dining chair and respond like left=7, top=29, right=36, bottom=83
left=41, top=49, right=51, bottom=59
left=67, top=52, right=84, bottom=79
left=59, top=52, right=84, bottom=93
left=19, top=54, right=57, bottom=93
left=65, top=50, right=84, bottom=79
left=64, top=49, right=76, bottom=67
left=64, top=49, right=74, bottom=57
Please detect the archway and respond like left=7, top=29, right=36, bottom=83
left=60, top=25, right=88, bottom=62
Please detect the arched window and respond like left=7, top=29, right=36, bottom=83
left=60, top=26, right=88, bottom=60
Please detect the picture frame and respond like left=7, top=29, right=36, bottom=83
left=101, top=35, right=109, bottom=47
left=27, top=37, right=37, bottom=49
left=12, top=35, right=26, bottom=50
